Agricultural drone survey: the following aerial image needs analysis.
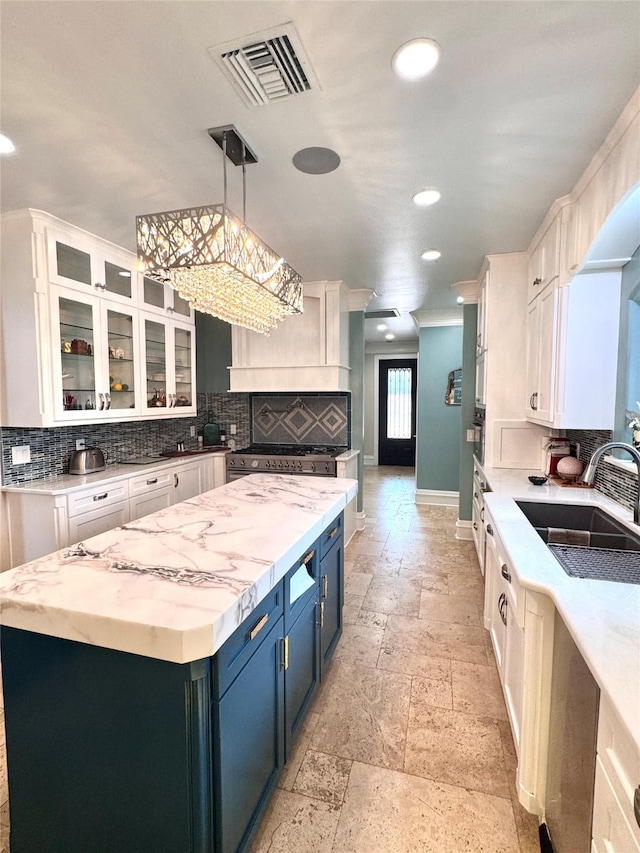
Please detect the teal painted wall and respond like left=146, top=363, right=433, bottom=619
left=458, top=305, right=478, bottom=521
left=195, top=313, right=231, bottom=393
left=416, top=325, right=463, bottom=493
left=349, top=312, right=365, bottom=513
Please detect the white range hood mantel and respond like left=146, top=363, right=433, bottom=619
left=228, top=280, right=352, bottom=392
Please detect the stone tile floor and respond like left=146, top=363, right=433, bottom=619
left=250, top=466, right=540, bottom=853
left=0, top=465, right=540, bottom=852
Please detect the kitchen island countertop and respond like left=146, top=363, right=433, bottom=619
left=480, top=463, right=640, bottom=754
left=0, top=474, right=357, bottom=664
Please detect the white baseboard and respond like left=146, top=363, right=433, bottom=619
left=414, top=489, right=459, bottom=507
left=364, top=455, right=376, bottom=466
left=455, top=519, right=473, bottom=540
left=356, top=511, right=366, bottom=531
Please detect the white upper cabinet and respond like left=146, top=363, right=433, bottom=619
left=229, top=280, right=350, bottom=391
left=525, top=271, right=622, bottom=429
left=46, top=223, right=140, bottom=307
left=527, top=213, right=561, bottom=303
left=141, top=274, right=194, bottom=322
left=0, top=209, right=196, bottom=427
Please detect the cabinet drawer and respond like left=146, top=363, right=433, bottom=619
left=66, top=480, right=129, bottom=517
left=597, top=696, right=640, bottom=843
left=67, top=501, right=129, bottom=544
left=319, top=513, right=343, bottom=558
left=129, top=469, right=174, bottom=497
left=593, top=756, right=640, bottom=852
left=212, top=581, right=284, bottom=698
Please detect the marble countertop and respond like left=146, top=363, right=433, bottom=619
left=0, top=474, right=358, bottom=664
left=2, top=450, right=230, bottom=496
left=480, top=464, right=640, bottom=752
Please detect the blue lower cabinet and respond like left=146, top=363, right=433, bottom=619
left=1, top=515, right=345, bottom=853
left=284, top=591, right=320, bottom=757
left=212, top=614, right=285, bottom=853
left=319, top=532, right=344, bottom=675
left=1, top=627, right=213, bottom=853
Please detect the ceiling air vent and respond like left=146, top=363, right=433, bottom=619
left=210, top=23, right=319, bottom=108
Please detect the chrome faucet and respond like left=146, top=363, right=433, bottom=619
left=582, top=442, right=640, bottom=525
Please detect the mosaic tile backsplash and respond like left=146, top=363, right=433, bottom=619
left=0, top=393, right=250, bottom=485
left=251, top=393, right=350, bottom=447
left=567, top=429, right=639, bottom=514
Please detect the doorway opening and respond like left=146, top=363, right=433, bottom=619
left=378, top=358, right=417, bottom=465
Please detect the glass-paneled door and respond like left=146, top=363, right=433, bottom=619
left=378, top=358, right=417, bottom=465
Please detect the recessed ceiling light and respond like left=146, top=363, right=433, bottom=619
left=392, top=38, right=441, bottom=80
left=456, top=295, right=465, bottom=304
left=376, top=323, right=387, bottom=331
left=412, top=188, right=441, bottom=207
left=385, top=333, right=395, bottom=340
left=0, top=133, right=16, bottom=154
left=421, top=249, right=441, bottom=261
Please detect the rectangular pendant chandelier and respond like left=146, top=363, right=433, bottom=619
left=136, top=127, right=303, bottom=335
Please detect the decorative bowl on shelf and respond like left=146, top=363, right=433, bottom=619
left=528, top=475, right=548, bottom=486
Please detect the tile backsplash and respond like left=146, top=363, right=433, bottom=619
left=567, top=429, right=638, bottom=513
left=251, top=393, right=350, bottom=447
left=0, top=393, right=250, bottom=485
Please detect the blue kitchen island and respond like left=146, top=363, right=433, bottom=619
left=0, top=473, right=357, bottom=853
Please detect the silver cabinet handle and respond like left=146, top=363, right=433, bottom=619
left=93, top=492, right=108, bottom=502
left=146, top=478, right=158, bottom=485
left=174, top=473, right=179, bottom=487
left=501, top=564, right=512, bottom=583
left=634, top=785, right=640, bottom=828
left=498, top=593, right=507, bottom=625
left=94, top=281, right=107, bottom=290
left=105, top=392, right=111, bottom=410
left=529, top=392, right=538, bottom=411
left=486, top=523, right=494, bottom=536
left=472, top=522, right=478, bottom=531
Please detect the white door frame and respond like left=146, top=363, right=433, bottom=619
left=373, top=351, right=418, bottom=466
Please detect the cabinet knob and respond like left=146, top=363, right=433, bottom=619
left=501, top=564, right=512, bottom=583
left=532, top=277, right=542, bottom=287
left=473, top=522, right=478, bottom=531
left=94, top=281, right=107, bottom=290
left=486, top=523, right=494, bottom=536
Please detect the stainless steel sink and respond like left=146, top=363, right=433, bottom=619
left=515, top=501, right=640, bottom=584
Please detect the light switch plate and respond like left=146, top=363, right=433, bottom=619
left=466, top=429, right=476, bottom=442
left=11, top=446, right=31, bottom=464
left=230, top=424, right=237, bottom=435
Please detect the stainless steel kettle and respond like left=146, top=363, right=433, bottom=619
left=69, top=447, right=106, bottom=475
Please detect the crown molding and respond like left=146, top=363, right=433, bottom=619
left=411, top=308, right=463, bottom=328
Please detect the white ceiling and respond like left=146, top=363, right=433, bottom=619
left=1, top=1, right=639, bottom=343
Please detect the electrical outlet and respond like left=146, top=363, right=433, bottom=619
left=11, top=446, right=31, bottom=465
left=466, top=429, right=475, bottom=442
left=230, top=424, right=237, bottom=435
left=75, top=439, right=86, bottom=451
left=190, top=426, right=196, bottom=437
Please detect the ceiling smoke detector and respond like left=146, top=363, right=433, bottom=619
left=210, top=23, right=319, bottom=108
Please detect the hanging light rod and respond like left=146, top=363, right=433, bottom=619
left=207, top=125, right=258, bottom=166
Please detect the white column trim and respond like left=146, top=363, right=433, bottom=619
left=455, top=518, right=473, bottom=540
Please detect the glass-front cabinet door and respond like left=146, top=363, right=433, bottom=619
left=142, top=275, right=193, bottom=321
left=46, top=226, right=139, bottom=307
left=140, top=316, right=196, bottom=415
left=105, top=307, right=140, bottom=414
left=143, top=318, right=170, bottom=411
left=52, top=289, right=102, bottom=421
left=173, top=324, right=194, bottom=411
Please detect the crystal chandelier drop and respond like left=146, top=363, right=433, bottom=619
left=136, top=126, right=303, bottom=334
